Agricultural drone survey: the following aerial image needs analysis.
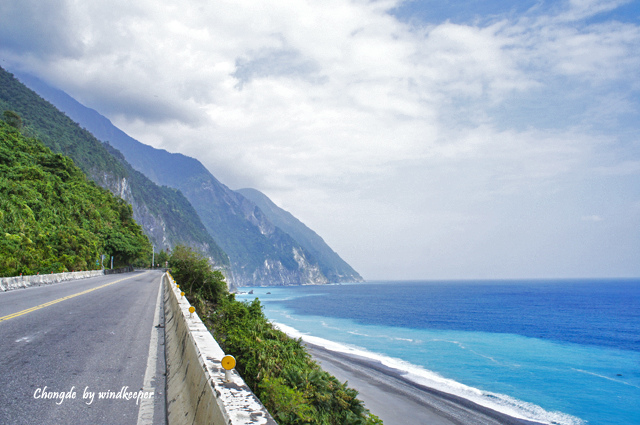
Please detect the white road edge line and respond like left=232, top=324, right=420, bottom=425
left=136, top=274, right=163, bottom=425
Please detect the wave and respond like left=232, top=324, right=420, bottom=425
left=275, top=322, right=585, bottom=425
left=571, top=368, right=640, bottom=389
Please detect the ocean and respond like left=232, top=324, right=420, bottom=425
left=236, top=279, right=640, bottom=425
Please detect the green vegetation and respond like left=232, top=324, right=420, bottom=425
left=0, top=66, right=230, bottom=269
left=154, top=249, right=170, bottom=268
left=169, top=246, right=382, bottom=425
left=0, top=120, right=151, bottom=276
left=3, top=110, right=22, bottom=130
left=169, top=245, right=228, bottom=306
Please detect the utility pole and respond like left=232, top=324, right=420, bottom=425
left=152, top=246, right=155, bottom=269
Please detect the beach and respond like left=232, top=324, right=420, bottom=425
left=306, top=343, right=544, bottom=425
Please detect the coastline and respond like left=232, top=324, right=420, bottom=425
left=305, top=342, right=545, bottom=425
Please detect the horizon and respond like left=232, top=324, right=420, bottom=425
left=362, top=276, right=640, bottom=283
left=2, top=0, right=639, bottom=280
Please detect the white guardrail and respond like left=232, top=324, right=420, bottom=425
left=0, top=270, right=105, bottom=292
left=163, top=273, right=276, bottom=425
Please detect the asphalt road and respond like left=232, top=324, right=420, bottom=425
left=0, top=270, right=166, bottom=425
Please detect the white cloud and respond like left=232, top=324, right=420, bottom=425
left=564, top=0, right=631, bottom=21
left=1, top=0, right=638, bottom=278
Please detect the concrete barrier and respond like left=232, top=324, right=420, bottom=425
left=0, top=270, right=105, bottom=292
left=104, top=266, right=134, bottom=275
left=163, top=273, right=276, bottom=425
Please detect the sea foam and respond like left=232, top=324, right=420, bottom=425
left=275, top=322, right=585, bottom=425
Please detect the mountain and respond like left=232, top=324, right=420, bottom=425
left=236, top=188, right=363, bottom=283
left=0, top=120, right=151, bottom=276
left=0, top=67, right=229, bottom=272
left=108, top=139, right=328, bottom=286
left=15, top=71, right=363, bottom=286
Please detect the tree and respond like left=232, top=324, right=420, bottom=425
left=0, top=120, right=152, bottom=276
left=169, top=246, right=382, bottom=425
left=156, top=249, right=170, bottom=267
left=2, top=110, right=22, bottom=129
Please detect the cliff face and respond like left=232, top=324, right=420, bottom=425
left=175, top=168, right=328, bottom=286
left=97, top=146, right=230, bottom=272
left=237, top=188, right=364, bottom=283
left=91, top=173, right=170, bottom=252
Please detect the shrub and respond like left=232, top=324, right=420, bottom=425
left=169, top=246, right=382, bottom=425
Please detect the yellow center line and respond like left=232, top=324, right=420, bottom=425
left=0, top=272, right=146, bottom=323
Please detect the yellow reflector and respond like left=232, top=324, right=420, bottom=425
left=221, top=355, right=236, bottom=370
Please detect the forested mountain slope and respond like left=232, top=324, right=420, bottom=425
left=0, top=67, right=229, bottom=271
left=0, top=120, right=150, bottom=276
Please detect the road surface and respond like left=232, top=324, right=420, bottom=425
left=0, top=270, right=166, bottom=425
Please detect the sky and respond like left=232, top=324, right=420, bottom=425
left=1, top=0, right=639, bottom=280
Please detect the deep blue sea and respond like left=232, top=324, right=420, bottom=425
left=237, top=279, right=640, bottom=425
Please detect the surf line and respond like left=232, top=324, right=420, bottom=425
left=0, top=273, right=146, bottom=323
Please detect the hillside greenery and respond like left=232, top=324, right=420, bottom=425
left=0, top=120, right=151, bottom=276
left=0, top=66, right=229, bottom=269
left=169, top=246, right=382, bottom=425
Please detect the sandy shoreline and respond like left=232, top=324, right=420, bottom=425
left=306, top=342, right=545, bottom=425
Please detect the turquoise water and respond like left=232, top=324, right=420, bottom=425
left=237, top=280, right=640, bottom=425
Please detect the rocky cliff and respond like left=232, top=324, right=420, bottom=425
left=237, top=188, right=363, bottom=283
